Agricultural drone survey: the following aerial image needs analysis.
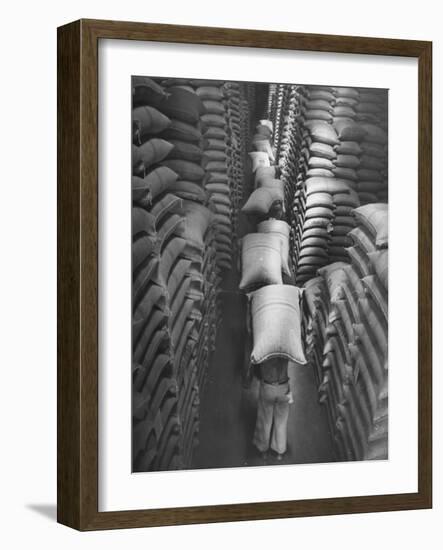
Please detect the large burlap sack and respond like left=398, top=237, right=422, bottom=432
left=308, top=89, right=335, bottom=102
left=256, top=178, right=285, bottom=196
left=333, top=87, right=360, bottom=99
left=239, top=234, right=283, bottom=289
left=333, top=120, right=367, bottom=142
left=353, top=203, right=388, bottom=248
left=348, top=226, right=377, bottom=253
left=249, top=151, right=271, bottom=172
left=332, top=105, right=356, bottom=118
left=241, top=187, right=283, bottom=216
left=357, top=168, right=383, bottom=182
left=334, top=154, right=361, bottom=169
left=205, top=160, right=229, bottom=173
left=132, top=166, right=178, bottom=206
left=304, top=109, right=333, bottom=122
left=255, top=166, right=278, bottom=186
left=201, top=113, right=226, bottom=128
left=203, top=100, right=225, bottom=115
left=332, top=166, right=358, bottom=181
left=305, top=192, right=334, bottom=209
left=160, top=119, right=202, bottom=143
left=309, top=157, right=335, bottom=170
left=359, top=155, right=385, bottom=170
left=133, top=106, right=171, bottom=141
left=257, top=219, right=291, bottom=276
left=305, top=168, right=335, bottom=178
left=305, top=206, right=334, bottom=220
left=361, top=275, right=388, bottom=320
left=334, top=141, right=363, bottom=155
left=303, top=99, right=332, bottom=111
left=309, top=142, right=337, bottom=160
left=249, top=284, right=307, bottom=364
left=361, top=141, right=387, bottom=158
left=305, top=177, right=351, bottom=195
left=161, top=159, right=205, bottom=182
left=203, top=138, right=227, bottom=151
left=203, top=126, right=228, bottom=140
left=132, top=139, right=174, bottom=174
left=132, top=76, right=166, bottom=107
left=359, top=123, right=388, bottom=144
left=158, top=86, right=204, bottom=124
left=334, top=189, right=360, bottom=208
left=195, top=86, right=224, bottom=101
left=206, top=171, right=229, bottom=184
left=304, top=120, right=340, bottom=145
left=167, top=180, right=208, bottom=203
left=167, top=140, right=203, bottom=163
left=367, top=250, right=388, bottom=289
left=202, top=149, right=227, bottom=164
left=205, top=182, right=230, bottom=195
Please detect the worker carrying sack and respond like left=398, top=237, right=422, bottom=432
left=249, top=151, right=271, bottom=172
left=249, top=284, right=307, bottom=365
left=239, top=234, right=283, bottom=289
left=241, top=187, right=284, bottom=216
left=257, top=219, right=291, bottom=276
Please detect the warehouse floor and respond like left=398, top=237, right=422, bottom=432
left=192, top=265, right=337, bottom=470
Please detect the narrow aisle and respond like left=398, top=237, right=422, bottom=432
left=193, top=291, right=337, bottom=470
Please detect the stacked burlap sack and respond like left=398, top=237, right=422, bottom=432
left=132, top=76, right=224, bottom=471
left=302, top=203, right=388, bottom=461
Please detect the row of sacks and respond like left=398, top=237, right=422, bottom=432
left=302, top=203, right=388, bottom=461
left=132, top=76, right=229, bottom=471
left=293, top=174, right=360, bottom=286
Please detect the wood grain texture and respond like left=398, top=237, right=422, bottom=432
left=57, top=19, right=432, bottom=531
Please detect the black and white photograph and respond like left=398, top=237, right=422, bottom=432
left=131, top=77, right=388, bottom=473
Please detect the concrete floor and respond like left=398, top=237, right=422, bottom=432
left=192, top=272, right=337, bottom=470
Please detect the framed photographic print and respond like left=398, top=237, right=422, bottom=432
left=57, top=19, right=432, bottom=530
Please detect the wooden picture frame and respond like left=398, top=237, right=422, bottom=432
left=57, top=19, right=432, bottom=530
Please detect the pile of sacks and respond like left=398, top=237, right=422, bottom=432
left=132, top=76, right=251, bottom=471
left=302, top=203, right=388, bottom=461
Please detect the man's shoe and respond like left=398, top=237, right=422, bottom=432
left=276, top=453, right=283, bottom=461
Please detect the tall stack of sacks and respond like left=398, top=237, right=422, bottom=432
left=191, top=81, right=234, bottom=272
left=330, top=87, right=388, bottom=206
left=173, top=200, right=221, bottom=465
left=277, top=86, right=302, bottom=250
left=132, top=77, right=185, bottom=472
left=354, top=89, right=388, bottom=204
left=289, top=86, right=364, bottom=285
left=224, top=82, right=250, bottom=230
left=132, top=76, right=222, bottom=471
left=293, top=86, right=337, bottom=283
left=301, top=203, right=388, bottom=461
